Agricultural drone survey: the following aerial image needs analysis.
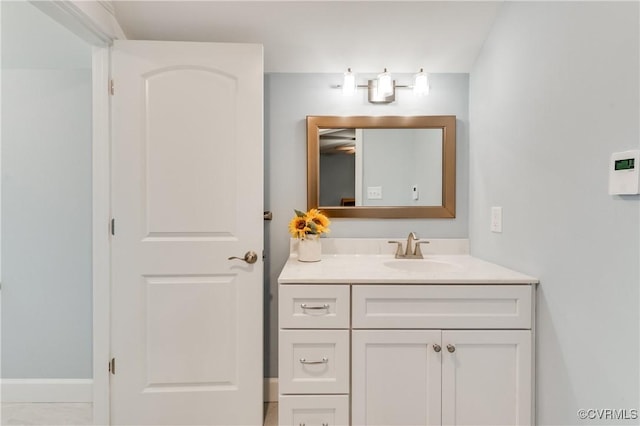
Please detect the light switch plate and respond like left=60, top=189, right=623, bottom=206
left=491, top=207, right=502, bottom=233
left=411, top=185, right=419, bottom=200
left=367, top=186, right=382, bottom=200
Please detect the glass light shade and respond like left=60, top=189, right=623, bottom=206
left=342, top=69, right=356, bottom=96
left=413, top=69, right=429, bottom=96
left=377, top=69, right=393, bottom=96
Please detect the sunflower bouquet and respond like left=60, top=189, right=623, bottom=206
left=288, top=209, right=331, bottom=239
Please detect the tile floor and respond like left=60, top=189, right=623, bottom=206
left=1, top=403, right=93, bottom=425
left=1, top=402, right=278, bottom=425
left=263, top=402, right=278, bottom=426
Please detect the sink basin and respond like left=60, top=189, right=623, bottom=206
left=383, top=259, right=461, bottom=273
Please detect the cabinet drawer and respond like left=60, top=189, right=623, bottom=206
left=278, top=395, right=349, bottom=426
left=279, top=285, right=350, bottom=329
left=353, top=285, right=532, bottom=329
left=279, top=330, right=350, bottom=394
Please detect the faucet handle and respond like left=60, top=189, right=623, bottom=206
left=414, top=240, right=430, bottom=258
left=387, top=241, right=404, bottom=258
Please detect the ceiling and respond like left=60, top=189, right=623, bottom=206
left=113, top=1, right=503, bottom=73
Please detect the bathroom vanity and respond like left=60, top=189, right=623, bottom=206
left=277, top=239, right=538, bottom=426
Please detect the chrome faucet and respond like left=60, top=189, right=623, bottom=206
left=405, top=232, right=418, bottom=256
left=388, top=232, right=429, bottom=259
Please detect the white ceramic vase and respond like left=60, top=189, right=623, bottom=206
left=298, top=235, right=321, bottom=262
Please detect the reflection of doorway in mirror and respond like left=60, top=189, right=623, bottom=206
left=354, top=129, right=363, bottom=206
left=319, top=129, right=357, bottom=206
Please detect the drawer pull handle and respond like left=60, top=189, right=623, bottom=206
left=299, top=357, right=328, bottom=365
left=447, top=344, right=456, bottom=353
left=433, top=344, right=441, bottom=353
left=301, top=303, right=329, bottom=310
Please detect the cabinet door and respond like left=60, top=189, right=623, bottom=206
left=352, top=330, right=442, bottom=426
left=441, top=330, right=532, bottom=426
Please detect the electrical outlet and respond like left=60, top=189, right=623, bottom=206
left=491, top=207, right=502, bottom=233
left=367, top=186, right=382, bottom=200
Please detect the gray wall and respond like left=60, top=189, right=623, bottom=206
left=361, top=128, right=442, bottom=206
left=1, top=2, right=93, bottom=378
left=265, top=73, right=469, bottom=377
left=469, top=2, right=639, bottom=424
left=319, top=154, right=355, bottom=206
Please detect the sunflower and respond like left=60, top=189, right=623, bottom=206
left=289, top=215, right=311, bottom=239
left=305, top=209, right=331, bottom=235
left=288, top=209, right=331, bottom=239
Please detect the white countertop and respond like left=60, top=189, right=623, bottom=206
left=278, top=239, right=538, bottom=284
left=278, top=254, right=538, bottom=284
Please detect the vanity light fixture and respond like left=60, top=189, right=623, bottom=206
left=368, top=75, right=396, bottom=103
left=335, top=68, right=429, bottom=104
left=342, top=68, right=356, bottom=96
left=413, top=68, right=429, bottom=96
left=367, top=68, right=396, bottom=103
left=377, top=68, right=393, bottom=97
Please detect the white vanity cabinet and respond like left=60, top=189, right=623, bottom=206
left=279, top=283, right=535, bottom=426
left=277, top=247, right=538, bottom=426
left=352, top=329, right=532, bottom=426
left=278, top=285, right=351, bottom=426
left=352, top=284, right=533, bottom=426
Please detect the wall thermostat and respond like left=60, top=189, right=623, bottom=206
left=609, top=149, right=639, bottom=195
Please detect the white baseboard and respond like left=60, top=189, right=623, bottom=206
left=1, top=379, right=93, bottom=403
left=264, top=378, right=278, bottom=402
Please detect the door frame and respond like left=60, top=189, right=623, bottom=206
left=30, top=2, right=123, bottom=424
left=90, top=45, right=113, bottom=426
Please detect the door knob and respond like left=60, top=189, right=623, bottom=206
left=447, top=344, right=456, bottom=353
left=228, top=251, right=258, bottom=264
left=433, top=344, right=442, bottom=353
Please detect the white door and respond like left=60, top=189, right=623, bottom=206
left=352, top=330, right=442, bottom=426
left=441, top=330, right=532, bottom=426
left=110, top=40, right=263, bottom=425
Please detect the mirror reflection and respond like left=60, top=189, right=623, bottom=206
left=319, top=128, right=443, bottom=207
left=307, top=115, right=456, bottom=219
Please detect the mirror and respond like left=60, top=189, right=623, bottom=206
left=307, top=115, right=456, bottom=218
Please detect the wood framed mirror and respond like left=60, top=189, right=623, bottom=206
left=307, top=115, right=456, bottom=218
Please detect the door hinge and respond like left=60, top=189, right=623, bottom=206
left=109, top=79, right=114, bottom=95
left=109, top=358, right=116, bottom=375
left=110, top=218, right=115, bottom=236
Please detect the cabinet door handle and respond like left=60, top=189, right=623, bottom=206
left=299, top=357, right=328, bottom=365
left=433, top=344, right=441, bottom=352
left=447, top=344, right=456, bottom=353
left=301, top=303, right=329, bottom=310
